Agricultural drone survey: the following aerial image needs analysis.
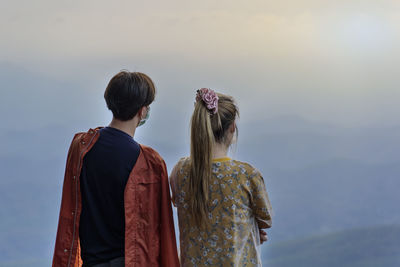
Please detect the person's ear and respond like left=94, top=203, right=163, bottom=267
left=138, top=106, right=146, bottom=119
left=229, top=121, right=236, bottom=133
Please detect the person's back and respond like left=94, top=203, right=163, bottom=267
left=79, top=127, right=140, bottom=266
left=170, top=89, right=272, bottom=267
left=172, top=157, right=271, bottom=266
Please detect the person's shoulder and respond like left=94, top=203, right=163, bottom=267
left=70, top=127, right=101, bottom=148
left=171, top=156, right=190, bottom=173
left=232, top=160, right=263, bottom=177
left=178, top=156, right=190, bottom=165
left=139, top=145, right=165, bottom=165
left=231, top=159, right=257, bottom=171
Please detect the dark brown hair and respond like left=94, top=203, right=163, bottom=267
left=188, top=92, right=239, bottom=226
left=104, top=71, right=156, bottom=121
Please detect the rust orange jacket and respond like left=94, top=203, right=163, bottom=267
left=52, top=128, right=180, bottom=267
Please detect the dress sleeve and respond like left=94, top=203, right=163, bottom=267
left=249, top=169, right=272, bottom=229
left=169, top=160, right=182, bottom=207
left=159, top=160, right=180, bottom=267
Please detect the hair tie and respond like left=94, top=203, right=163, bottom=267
left=195, top=88, right=219, bottom=114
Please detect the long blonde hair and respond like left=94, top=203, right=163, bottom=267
left=188, top=92, right=239, bottom=226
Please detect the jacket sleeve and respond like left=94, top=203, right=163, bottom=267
left=52, top=134, right=81, bottom=267
left=159, top=161, right=180, bottom=267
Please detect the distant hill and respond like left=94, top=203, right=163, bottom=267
left=262, top=225, right=400, bottom=267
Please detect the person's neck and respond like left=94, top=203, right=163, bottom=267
left=108, top=118, right=138, bottom=137
left=212, top=142, right=229, bottom=159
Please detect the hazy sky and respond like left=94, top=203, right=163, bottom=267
left=1, top=3, right=399, bottom=262
left=1, top=0, right=399, bottom=130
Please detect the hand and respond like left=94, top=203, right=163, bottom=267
left=259, top=229, right=268, bottom=244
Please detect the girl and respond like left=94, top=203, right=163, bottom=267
left=170, top=88, right=272, bottom=266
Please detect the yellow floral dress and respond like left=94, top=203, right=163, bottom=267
left=170, top=157, right=272, bottom=267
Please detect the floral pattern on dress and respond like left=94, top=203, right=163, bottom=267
left=170, top=157, right=272, bottom=267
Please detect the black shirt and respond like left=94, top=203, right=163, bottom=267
left=79, top=127, right=140, bottom=266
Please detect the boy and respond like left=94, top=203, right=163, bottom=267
left=52, top=71, right=179, bottom=267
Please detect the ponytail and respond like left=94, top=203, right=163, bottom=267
left=189, top=101, right=214, bottom=226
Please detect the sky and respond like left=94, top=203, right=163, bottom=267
left=1, top=1, right=400, bottom=264
left=1, top=0, right=400, bottom=132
